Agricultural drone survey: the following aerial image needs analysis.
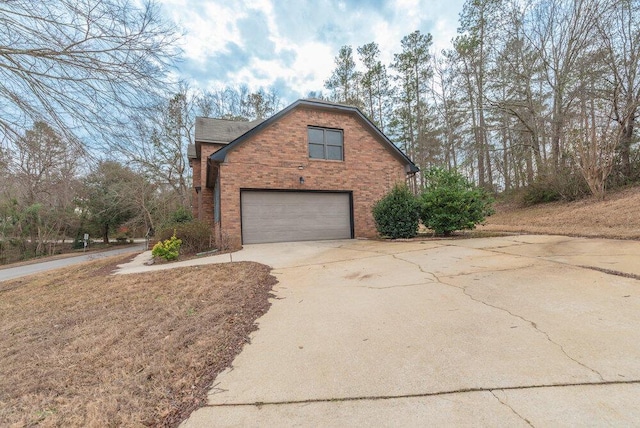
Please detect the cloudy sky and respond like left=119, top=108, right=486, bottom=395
left=158, top=0, right=465, bottom=102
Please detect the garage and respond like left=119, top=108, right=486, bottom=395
left=240, top=191, right=353, bottom=244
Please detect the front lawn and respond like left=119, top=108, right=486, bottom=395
left=0, top=256, right=276, bottom=427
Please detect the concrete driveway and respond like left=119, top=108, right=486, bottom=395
left=126, top=235, right=640, bottom=427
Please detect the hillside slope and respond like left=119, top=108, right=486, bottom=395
left=480, top=186, right=640, bottom=240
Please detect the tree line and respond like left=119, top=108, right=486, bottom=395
left=2, top=0, right=639, bottom=261
left=0, top=0, right=280, bottom=262
left=320, top=0, right=640, bottom=200
left=0, top=84, right=280, bottom=261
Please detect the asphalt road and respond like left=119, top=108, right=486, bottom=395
left=0, top=245, right=145, bottom=282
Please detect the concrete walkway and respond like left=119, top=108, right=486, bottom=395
left=118, top=235, right=640, bottom=426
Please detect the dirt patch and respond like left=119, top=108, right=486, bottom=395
left=0, top=255, right=277, bottom=427
left=480, top=186, right=640, bottom=240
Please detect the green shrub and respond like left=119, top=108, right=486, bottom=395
left=372, top=184, right=420, bottom=239
left=169, top=206, right=193, bottom=225
left=72, top=236, right=85, bottom=250
left=419, top=167, right=494, bottom=236
left=152, top=232, right=182, bottom=261
left=156, top=220, right=213, bottom=254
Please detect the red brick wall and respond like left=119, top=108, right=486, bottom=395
left=189, top=157, right=201, bottom=219
left=191, top=143, right=226, bottom=225
left=211, top=106, right=408, bottom=248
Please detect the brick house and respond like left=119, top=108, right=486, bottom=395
left=188, top=99, right=417, bottom=248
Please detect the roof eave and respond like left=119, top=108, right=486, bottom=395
left=195, top=138, right=230, bottom=145
left=210, top=149, right=227, bottom=162
left=209, top=102, right=304, bottom=163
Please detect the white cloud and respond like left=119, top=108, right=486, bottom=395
left=159, top=0, right=466, bottom=101
left=289, top=42, right=336, bottom=94
left=160, top=0, right=247, bottom=64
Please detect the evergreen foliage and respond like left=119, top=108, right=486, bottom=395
left=372, top=184, right=420, bottom=238
left=419, top=168, right=494, bottom=236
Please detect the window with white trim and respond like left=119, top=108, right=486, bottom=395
left=308, top=126, right=343, bottom=161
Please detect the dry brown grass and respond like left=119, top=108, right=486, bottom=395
left=0, top=256, right=277, bottom=427
left=480, top=185, right=640, bottom=239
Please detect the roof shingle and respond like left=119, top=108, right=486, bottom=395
left=194, top=117, right=264, bottom=144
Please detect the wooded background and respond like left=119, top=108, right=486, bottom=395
left=1, top=0, right=638, bottom=261
left=320, top=0, right=640, bottom=201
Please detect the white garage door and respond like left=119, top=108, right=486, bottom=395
left=241, top=191, right=352, bottom=244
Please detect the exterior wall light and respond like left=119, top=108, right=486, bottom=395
left=299, top=176, right=305, bottom=184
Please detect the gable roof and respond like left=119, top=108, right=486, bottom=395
left=195, top=117, right=264, bottom=144
left=208, top=99, right=419, bottom=173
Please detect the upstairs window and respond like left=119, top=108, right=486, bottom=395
left=308, top=127, right=343, bottom=161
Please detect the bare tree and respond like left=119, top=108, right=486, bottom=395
left=5, top=122, right=81, bottom=255
left=570, top=93, right=620, bottom=199
left=117, top=84, right=195, bottom=210
left=197, top=86, right=281, bottom=120
left=242, top=88, right=281, bottom=120
left=455, top=0, right=506, bottom=190
left=529, top=0, right=605, bottom=172
left=0, top=0, right=179, bottom=148
left=491, top=0, right=547, bottom=186
left=599, top=0, right=640, bottom=180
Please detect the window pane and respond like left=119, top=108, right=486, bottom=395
left=327, top=145, right=343, bottom=160
left=309, top=143, right=325, bottom=159
left=308, top=128, right=324, bottom=144
left=326, top=130, right=343, bottom=146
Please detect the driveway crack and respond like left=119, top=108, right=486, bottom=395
left=276, top=253, right=389, bottom=270
left=457, top=285, right=605, bottom=381
left=456, top=244, right=640, bottom=280
left=206, top=379, right=640, bottom=408
left=436, top=264, right=538, bottom=279
left=490, top=390, right=534, bottom=427
left=353, top=281, right=435, bottom=290
left=390, top=254, right=440, bottom=282
left=576, top=265, right=640, bottom=281
left=392, top=253, right=606, bottom=382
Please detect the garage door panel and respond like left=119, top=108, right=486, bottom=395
left=241, top=191, right=351, bottom=244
